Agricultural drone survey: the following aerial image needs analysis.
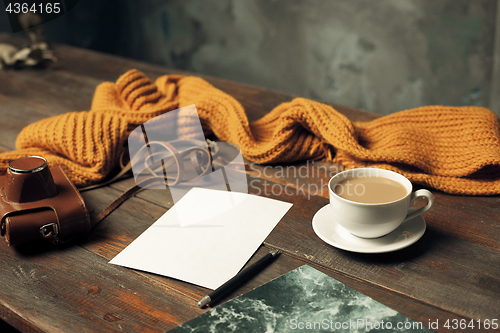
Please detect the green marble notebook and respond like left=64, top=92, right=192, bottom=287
left=168, top=265, right=434, bottom=332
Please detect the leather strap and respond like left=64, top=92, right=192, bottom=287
left=90, top=182, right=143, bottom=229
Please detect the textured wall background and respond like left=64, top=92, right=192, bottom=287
left=2, top=0, right=499, bottom=115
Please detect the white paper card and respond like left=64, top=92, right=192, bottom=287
left=109, top=187, right=293, bottom=289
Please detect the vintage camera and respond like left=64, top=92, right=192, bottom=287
left=0, top=156, right=90, bottom=246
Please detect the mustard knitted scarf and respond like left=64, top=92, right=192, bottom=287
left=1, top=69, right=499, bottom=195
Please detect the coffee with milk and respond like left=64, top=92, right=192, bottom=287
left=333, top=176, right=408, bottom=204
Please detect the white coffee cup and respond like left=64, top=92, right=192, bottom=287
left=328, top=168, right=434, bottom=238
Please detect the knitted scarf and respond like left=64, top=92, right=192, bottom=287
left=1, top=69, right=499, bottom=195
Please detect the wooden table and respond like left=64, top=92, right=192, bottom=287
left=0, top=33, right=499, bottom=333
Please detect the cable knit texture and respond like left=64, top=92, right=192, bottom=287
left=1, top=69, right=499, bottom=195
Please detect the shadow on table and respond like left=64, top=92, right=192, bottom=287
left=0, top=320, right=20, bottom=333
left=338, top=226, right=448, bottom=264
left=9, top=237, right=78, bottom=257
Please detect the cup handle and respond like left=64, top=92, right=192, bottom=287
left=402, top=189, right=434, bottom=223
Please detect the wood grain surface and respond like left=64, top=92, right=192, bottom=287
left=0, top=33, right=499, bottom=333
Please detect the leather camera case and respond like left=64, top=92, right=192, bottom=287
left=0, top=164, right=90, bottom=246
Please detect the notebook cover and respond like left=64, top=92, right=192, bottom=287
left=167, top=265, right=434, bottom=332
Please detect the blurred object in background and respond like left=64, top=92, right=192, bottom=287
left=0, top=13, right=56, bottom=69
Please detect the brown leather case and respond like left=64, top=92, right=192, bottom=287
left=0, top=167, right=90, bottom=246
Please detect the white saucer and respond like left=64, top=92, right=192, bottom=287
left=312, top=205, right=426, bottom=254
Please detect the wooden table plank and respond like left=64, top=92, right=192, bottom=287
left=0, top=240, right=204, bottom=332
left=105, top=176, right=500, bottom=329
left=0, top=32, right=499, bottom=332
left=245, top=179, right=500, bottom=321
left=0, top=69, right=99, bottom=113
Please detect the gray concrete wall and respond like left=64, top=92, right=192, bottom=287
left=2, top=0, right=499, bottom=116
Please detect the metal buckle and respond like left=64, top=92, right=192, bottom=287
left=40, top=223, right=59, bottom=243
